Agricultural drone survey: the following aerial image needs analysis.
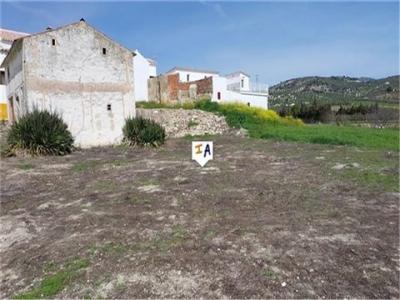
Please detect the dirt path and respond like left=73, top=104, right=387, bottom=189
left=1, top=136, right=398, bottom=298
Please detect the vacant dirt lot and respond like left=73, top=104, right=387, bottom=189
left=1, top=136, right=399, bottom=298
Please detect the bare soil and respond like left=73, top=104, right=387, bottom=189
left=1, top=136, right=399, bottom=299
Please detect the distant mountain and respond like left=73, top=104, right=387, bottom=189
left=270, top=75, right=399, bottom=104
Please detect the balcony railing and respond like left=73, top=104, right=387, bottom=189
left=249, top=82, right=269, bottom=94
left=227, top=82, right=269, bottom=94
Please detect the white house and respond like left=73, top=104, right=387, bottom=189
left=147, top=58, right=157, bottom=77
left=165, top=67, right=269, bottom=109
left=0, top=28, right=29, bottom=121
left=166, top=67, right=219, bottom=82
left=224, top=71, right=269, bottom=109
left=226, top=71, right=250, bottom=91
left=1, top=20, right=135, bottom=147
left=133, top=49, right=157, bottom=101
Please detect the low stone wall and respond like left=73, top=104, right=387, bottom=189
left=136, top=108, right=229, bottom=138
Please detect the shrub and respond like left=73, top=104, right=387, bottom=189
left=123, top=117, right=165, bottom=147
left=180, top=101, right=196, bottom=110
left=278, top=101, right=332, bottom=123
left=336, top=103, right=378, bottom=116
left=194, top=99, right=303, bottom=127
left=194, top=99, right=219, bottom=112
left=7, top=109, right=74, bottom=155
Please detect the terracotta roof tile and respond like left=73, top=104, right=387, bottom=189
left=0, top=28, right=29, bottom=42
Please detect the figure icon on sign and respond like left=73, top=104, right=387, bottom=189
left=192, top=141, right=213, bottom=167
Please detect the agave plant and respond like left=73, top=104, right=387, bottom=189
left=123, top=116, right=165, bottom=147
left=7, top=109, right=74, bottom=155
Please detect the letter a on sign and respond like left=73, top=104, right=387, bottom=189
left=192, top=141, right=213, bottom=167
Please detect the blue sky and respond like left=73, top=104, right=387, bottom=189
left=1, top=1, right=399, bottom=85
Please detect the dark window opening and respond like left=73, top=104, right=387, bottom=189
left=107, top=104, right=111, bottom=111
left=6, top=67, right=10, bottom=79
left=0, top=71, right=5, bottom=85
left=241, top=79, right=244, bottom=88
left=102, top=48, right=107, bottom=55
left=217, top=92, right=221, bottom=100
left=52, top=39, right=56, bottom=46
left=247, top=102, right=250, bottom=107
left=186, top=74, right=190, bottom=81
left=16, top=96, right=20, bottom=103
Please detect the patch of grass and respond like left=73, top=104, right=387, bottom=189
left=109, top=159, right=130, bottom=167
left=71, top=160, right=101, bottom=172
left=249, top=122, right=399, bottom=151
left=98, top=243, right=129, bottom=255
left=262, top=268, right=276, bottom=279
left=94, top=180, right=119, bottom=191
left=13, top=258, right=89, bottom=299
left=19, top=163, right=34, bottom=170
left=204, top=229, right=217, bottom=240
left=187, top=120, right=199, bottom=128
left=113, top=143, right=130, bottom=151
left=191, top=99, right=399, bottom=151
left=43, top=261, right=56, bottom=274
left=322, top=148, right=399, bottom=192
left=183, top=133, right=217, bottom=141
left=89, top=227, right=189, bottom=258
left=141, top=225, right=189, bottom=253
left=344, top=168, right=399, bottom=192
left=115, top=280, right=127, bottom=293
left=136, top=101, right=196, bottom=110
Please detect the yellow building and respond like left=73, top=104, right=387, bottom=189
left=0, top=28, right=29, bottom=121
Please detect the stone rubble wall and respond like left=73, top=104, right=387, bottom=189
left=136, top=108, right=229, bottom=137
left=148, top=74, right=213, bottom=104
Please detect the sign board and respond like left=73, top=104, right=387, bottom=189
left=192, top=141, right=213, bottom=167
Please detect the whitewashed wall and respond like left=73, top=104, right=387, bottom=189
left=149, top=64, right=157, bottom=77
left=133, top=50, right=151, bottom=101
left=4, top=43, right=25, bottom=120
left=211, top=75, right=227, bottom=101
left=19, top=21, right=135, bottom=147
left=226, top=73, right=250, bottom=91
left=0, top=39, right=12, bottom=105
left=0, top=86, right=6, bottom=105
left=211, top=75, right=268, bottom=109
left=223, top=90, right=268, bottom=109
left=168, top=70, right=218, bottom=82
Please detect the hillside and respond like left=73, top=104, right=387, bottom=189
left=270, top=75, right=400, bottom=104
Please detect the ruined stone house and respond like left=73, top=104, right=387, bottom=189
left=1, top=20, right=135, bottom=147
left=148, top=73, right=213, bottom=103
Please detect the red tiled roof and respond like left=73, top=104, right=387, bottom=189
left=0, top=28, right=29, bottom=42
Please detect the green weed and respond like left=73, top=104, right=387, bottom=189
left=263, top=268, right=276, bottom=279
left=71, top=160, right=101, bottom=172
left=19, top=163, right=34, bottom=170
left=13, top=258, right=89, bottom=299
left=187, top=120, right=199, bottom=128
